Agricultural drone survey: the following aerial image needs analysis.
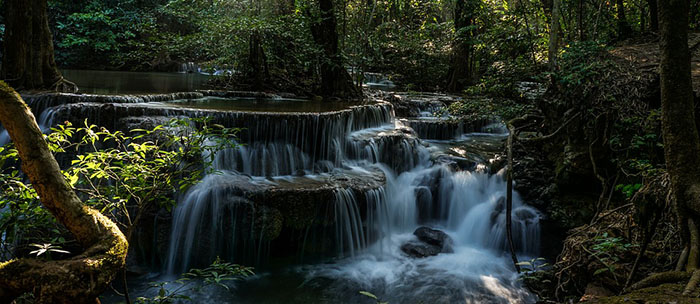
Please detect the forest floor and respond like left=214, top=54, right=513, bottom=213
left=573, top=33, right=700, bottom=304
left=610, top=33, right=700, bottom=93
left=588, top=283, right=700, bottom=303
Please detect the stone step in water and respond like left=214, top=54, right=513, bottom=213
left=161, top=167, right=386, bottom=272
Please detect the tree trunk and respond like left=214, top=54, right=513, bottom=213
left=648, top=0, right=658, bottom=32
left=0, top=81, right=127, bottom=303
left=447, top=0, right=477, bottom=93
left=615, top=0, right=632, bottom=39
left=248, top=32, right=267, bottom=92
left=548, top=0, right=561, bottom=70
left=658, top=0, right=700, bottom=273
left=578, top=0, right=585, bottom=40
left=309, top=0, right=360, bottom=99
left=1, top=0, right=68, bottom=91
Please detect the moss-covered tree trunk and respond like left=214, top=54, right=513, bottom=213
left=659, top=0, right=700, bottom=278
left=0, top=81, right=127, bottom=303
left=0, top=0, right=72, bottom=91
left=309, top=0, right=361, bottom=99
left=447, top=0, right=477, bottom=93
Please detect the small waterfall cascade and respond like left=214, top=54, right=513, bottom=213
left=0, top=88, right=542, bottom=303
left=333, top=188, right=366, bottom=258
left=179, top=62, right=201, bottom=74
left=163, top=94, right=541, bottom=304
left=164, top=172, right=280, bottom=274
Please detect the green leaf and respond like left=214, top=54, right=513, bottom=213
left=359, top=291, right=378, bottom=300
left=593, top=268, right=610, bottom=276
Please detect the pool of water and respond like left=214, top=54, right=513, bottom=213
left=165, top=97, right=369, bottom=113
left=61, top=69, right=212, bottom=95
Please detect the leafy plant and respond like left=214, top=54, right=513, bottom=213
left=516, top=257, right=550, bottom=272
left=615, top=183, right=642, bottom=199
left=589, top=232, right=636, bottom=276
left=0, top=117, right=238, bottom=260
left=28, top=243, right=70, bottom=260
left=135, top=257, right=254, bottom=304
left=359, top=291, right=388, bottom=304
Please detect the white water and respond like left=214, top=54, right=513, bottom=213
left=292, top=162, right=539, bottom=303
left=163, top=102, right=541, bottom=303
left=0, top=106, right=56, bottom=146
left=0, top=91, right=541, bottom=302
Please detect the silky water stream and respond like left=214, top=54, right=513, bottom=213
left=0, top=90, right=541, bottom=303
left=156, top=99, right=541, bottom=303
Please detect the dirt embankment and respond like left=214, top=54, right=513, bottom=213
left=522, top=34, right=700, bottom=303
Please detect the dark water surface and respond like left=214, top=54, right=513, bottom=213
left=61, top=69, right=212, bottom=95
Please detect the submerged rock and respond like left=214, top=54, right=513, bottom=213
left=401, top=227, right=454, bottom=258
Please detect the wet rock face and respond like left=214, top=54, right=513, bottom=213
left=400, top=242, right=443, bottom=258
left=401, top=227, right=454, bottom=258
left=386, top=94, right=421, bottom=117
left=414, top=226, right=454, bottom=250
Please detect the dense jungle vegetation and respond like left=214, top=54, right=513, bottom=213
left=1, top=0, right=700, bottom=303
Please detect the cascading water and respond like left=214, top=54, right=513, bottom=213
left=333, top=188, right=367, bottom=258
left=0, top=87, right=541, bottom=303
left=161, top=96, right=541, bottom=303
left=293, top=159, right=540, bottom=304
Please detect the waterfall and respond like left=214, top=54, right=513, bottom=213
left=0, top=88, right=541, bottom=302
left=0, top=130, right=8, bottom=146
left=180, top=62, right=200, bottom=74
left=165, top=173, right=272, bottom=274
left=333, top=188, right=366, bottom=258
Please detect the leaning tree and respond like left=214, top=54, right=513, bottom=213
left=0, top=82, right=126, bottom=303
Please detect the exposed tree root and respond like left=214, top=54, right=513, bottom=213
left=0, top=82, right=127, bottom=303
left=0, top=223, right=127, bottom=303
left=677, top=247, right=690, bottom=272
left=628, top=271, right=692, bottom=291
left=683, top=269, right=700, bottom=296
left=51, top=76, right=79, bottom=93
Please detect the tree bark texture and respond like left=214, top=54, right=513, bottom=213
left=548, top=0, right=561, bottom=70
left=658, top=0, right=700, bottom=271
left=447, top=0, right=477, bottom=92
left=648, top=0, right=658, bottom=32
left=615, top=0, right=632, bottom=39
left=1, top=0, right=64, bottom=90
left=310, top=0, right=361, bottom=98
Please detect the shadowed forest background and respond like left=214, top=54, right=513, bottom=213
left=0, top=0, right=700, bottom=303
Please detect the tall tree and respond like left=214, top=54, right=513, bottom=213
left=548, top=0, right=561, bottom=70
left=578, top=0, right=585, bottom=40
left=1, top=0, right=74, bottom=91
left=309, top=0, right=361, bottom=98
left=615, top=0, right=632, bottom=39
left=0, top=82, right=127, bottom=303
left=447, top=0, right=478, bottom=92
left=657, top=0, right=700, bottom=294
left=648, top=0, right=658, bottom=32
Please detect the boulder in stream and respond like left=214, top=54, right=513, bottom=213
left=400, top=226, right=454, bottom=258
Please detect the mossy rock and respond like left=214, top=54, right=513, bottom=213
left=588, top=283, right=700, bottom=304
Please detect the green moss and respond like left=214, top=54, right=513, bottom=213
left=592, top=283, right=700, bottom=304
